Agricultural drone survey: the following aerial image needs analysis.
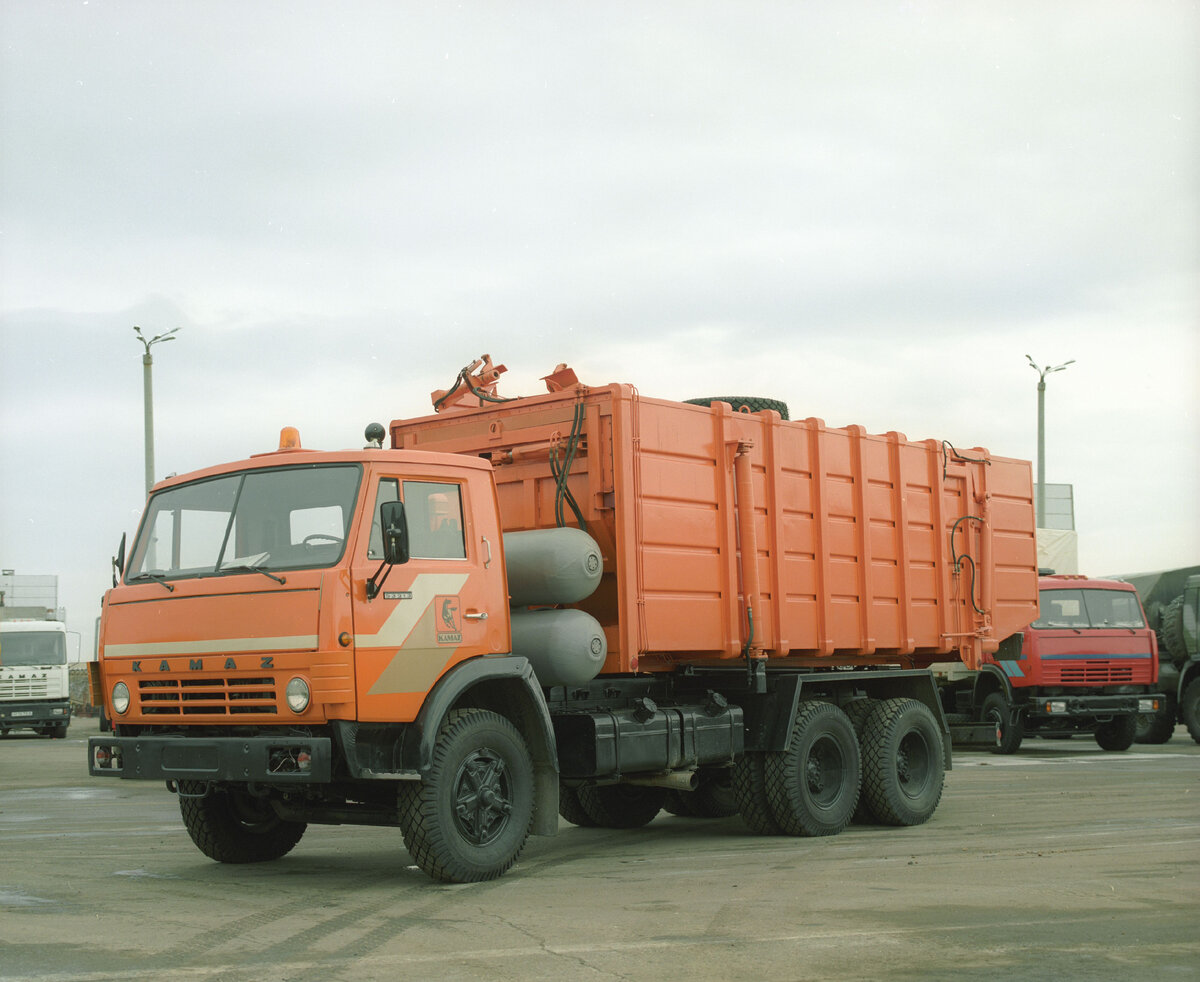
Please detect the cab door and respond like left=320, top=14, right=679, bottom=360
left=350, top=464, right=508, bottom=723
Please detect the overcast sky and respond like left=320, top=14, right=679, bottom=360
left=2, top=1, right=1197, bottom=658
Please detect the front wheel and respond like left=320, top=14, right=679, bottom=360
left=398, top=709, right=535, bottom=883
left=1135, top=694, right=1176, bottom=744
left=1094, top=715, right=1137, bottom=752
left=178, top=783, right=307, bottom=863
left=982, top=692, right=1023, bottom=754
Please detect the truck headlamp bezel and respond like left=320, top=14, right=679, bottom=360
left=112, top=681, right=131, bottom=715
left=285, top=677, right=311, bottom=713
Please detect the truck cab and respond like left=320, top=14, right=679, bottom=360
left=979, top=575, right=1161, bottom=752
left=0, top=617, right=72, bottom=738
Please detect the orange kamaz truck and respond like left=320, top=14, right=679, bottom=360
left=89, top=356, right=1039, bottom=882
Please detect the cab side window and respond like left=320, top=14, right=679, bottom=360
left=405, top=481, right=466, bottom=559
left=366, top=478, right=466, bottom=560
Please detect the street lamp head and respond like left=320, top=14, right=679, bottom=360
left=133, top=325, right=181, bottom=353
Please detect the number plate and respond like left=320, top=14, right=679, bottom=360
left=12, top=711, right=33, bottom=717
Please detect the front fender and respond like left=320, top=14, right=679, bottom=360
left=402, top=654, right=559, bottom=836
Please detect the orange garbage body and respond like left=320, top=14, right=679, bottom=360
left=391, top=385, right=1038, bottom=675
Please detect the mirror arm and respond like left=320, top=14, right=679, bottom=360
left=366, top=559, right=393, bottom=601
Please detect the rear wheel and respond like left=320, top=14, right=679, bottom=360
left=398, top=709, right=534, bottom=882
left=764, top=701, right=860, bottom=836
left=1094, top=715, right=1137, bottom=752
left=860, top=699, right=945, bottom=827
left=844, top=698, right=880, bottom=823
left=689, top=771, right=739, bottom=818
left=575, top=784, right=665, bottom=829
left=178, top=783, right=306, bottom=864
left=663, top=790, right=699, bottom=817
left=558, top=785, right=599, bottom=827
left=982, top=692, right=1023, bottom=754
left=732, top=753, right=782, bottom=834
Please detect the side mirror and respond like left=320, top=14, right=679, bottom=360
left=112, top=532, right=127, bottom=588
left=380, top=500, right=410, bottom=566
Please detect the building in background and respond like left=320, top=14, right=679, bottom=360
left=1036, top=483, right=1078, bottom=574
left=0, top=570, right=64, bottom=621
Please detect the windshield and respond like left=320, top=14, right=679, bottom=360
left=1032, top=589, right=1146, bottom=630
left=0, top=630, right=67, bottom=667
left=127, top=464, right=361, bottom=581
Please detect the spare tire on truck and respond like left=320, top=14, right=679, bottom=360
left=684, top=396, right=790, bottom=420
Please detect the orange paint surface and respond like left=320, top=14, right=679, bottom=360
left=393, top=385, right=1038, bottom=672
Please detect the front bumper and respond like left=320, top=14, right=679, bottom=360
left=1023, top=692, right=1165, bottom=721
left=88, top=733, right=333, bottom=783
left=2, top=701, right=71, bottom=729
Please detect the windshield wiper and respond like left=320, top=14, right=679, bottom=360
left=221, top=563, right=287, bottom=585
left=128, top=572, right=175, bottom=592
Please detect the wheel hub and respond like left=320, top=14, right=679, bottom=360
left=453, top=750, right=512, bottom=846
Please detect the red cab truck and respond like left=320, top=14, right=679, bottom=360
left=89, top=357, right=1038, bottom=882
left=937, top=574, right=1162, bottom=752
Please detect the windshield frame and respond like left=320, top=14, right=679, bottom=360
left=125, top=462, right=363, bottom=584
left=1031, top=587, right=1147, bottom=631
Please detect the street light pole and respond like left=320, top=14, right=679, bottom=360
left=1025, top=354, right=1074, bottom=527
left=134, top=326, right=180, bottom=495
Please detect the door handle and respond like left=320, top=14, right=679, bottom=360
left=464, top=612, right=488, bottom=621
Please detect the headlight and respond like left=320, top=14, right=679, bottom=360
left=1045, top=700, right=1067, bottom=714
left=285, top=677, right=311, bottom=713
left=112, top=682, right=130, bottom=715
left=1138, top=698, right=1158, bottom=713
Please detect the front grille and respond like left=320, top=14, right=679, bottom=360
left=1048, top=662, right=1137, bottom=685
left=137, top=676, right=278, bottom=716
left=0, top=678, right=50, bottom=699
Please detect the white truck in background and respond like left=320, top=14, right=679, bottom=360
left=0, top=611, right=72, bottom=738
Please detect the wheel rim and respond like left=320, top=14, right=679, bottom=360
left=805, top=735, right=846, bottom=809
left=985, top=702, right=1006, bottom=740
left=452, top=748, right=513, bottom=846
left=895, top=731, right=933, bottom=799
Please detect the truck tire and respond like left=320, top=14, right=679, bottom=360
left=1135, top=694, right=1176, bottom=744
left=684, top=396, right=790, bottom=420
left=982, top=692, right=1023, bottom=754
left=663, top=790, right=700, bottom=817
left=575, top=784, right=665, bottom=828
left=764, top=701, right=861, bottom=836
left=397, top=708, right=535, bottom=882
left=689, top=771, right=739, bottom=818
left=841, top=697, right=879, bottom=823
left=178, top=782, right=307, bottom=864
left=732, top=753, right=783, bottom=834
left=558, top=785, right=600, bottom=827
left=860, top=699, right=945, bottom=827
left=1159, top=596, right=1187, bottom=662
left=1094, top=714, right=1137, bottom=752
left=1181, top=678, right=1200, bottom=746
